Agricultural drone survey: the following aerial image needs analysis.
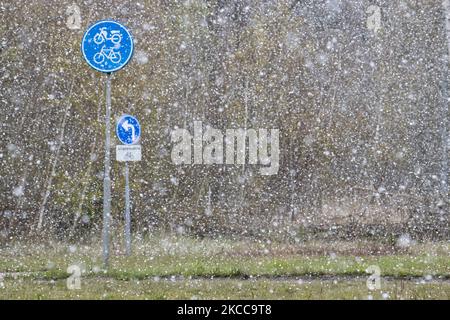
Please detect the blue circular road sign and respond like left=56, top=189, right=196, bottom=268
left=82, top=20, right=134, bottom=73
left=116, top=115, right=141, bottom=145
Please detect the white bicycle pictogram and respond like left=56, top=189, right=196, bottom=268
left=93, top=27, right=122, bottom=45
left=93, top=45, right=122, bottom=64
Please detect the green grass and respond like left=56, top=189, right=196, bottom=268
left=0, top=236, right=449, bottom=299
left=1, top=277, right=449, bottom=300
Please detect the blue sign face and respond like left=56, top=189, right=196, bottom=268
left=116, top=115, right=141, bottom=145
left=82, top=20, right=134, bottom=73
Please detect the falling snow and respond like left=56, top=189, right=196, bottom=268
left=0, top=0, right=449, bottom=301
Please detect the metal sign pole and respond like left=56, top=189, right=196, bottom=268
left=116, top=115, right=141, bottom=255
left=124, top=161, right=131, bottom=256
left=82, top=20, right=134, bottom=268
left=103, top=72, right=112, bottom=268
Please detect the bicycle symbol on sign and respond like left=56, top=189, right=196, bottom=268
left=125, top=151, right=134, bottom=160
left=94, top=46, right=121, bottom=64
left=93, top=27, right=122, bottom=64
left=94, top=27, right=122, bottom=45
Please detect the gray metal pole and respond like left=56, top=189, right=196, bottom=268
left=441, top=0, right=450, bottom=199
left=124, top=161, right=131, bottom=256
left=103, top=73, right=112, bottom=268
